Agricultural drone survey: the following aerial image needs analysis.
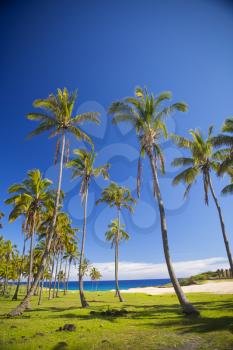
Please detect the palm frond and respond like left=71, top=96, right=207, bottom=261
left=172, top=167, right=198, bottom=186
left=222, top=183, right=233, bottom=195
left=171, top=157, right=194, bottom=167
left=72, top=112, right=100, bottom=125
left=211, top=134, right=233, bottom=147
left=27, top=121, right=55, bottom=139
left=222, top=118, right=233, bottom=133
left=68, top=125, right=92, bottom=145
left=171, top=134, right=192, bottom=149
left=156, top=102, right=188, bottom=121
left=154, top=91, right=172, bottom=109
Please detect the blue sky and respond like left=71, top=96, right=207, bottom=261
left=1, top=0, right=233, bottom=278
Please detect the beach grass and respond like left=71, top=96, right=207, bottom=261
left=0, top=289, right=233, bottom=350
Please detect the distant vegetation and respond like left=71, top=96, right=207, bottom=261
left=179, top=271, right=220, bottom=286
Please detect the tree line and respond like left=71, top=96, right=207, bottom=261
left=1, top=87, right=233, bottom=317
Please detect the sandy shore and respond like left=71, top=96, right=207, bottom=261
left=121, top=281, right=233, bottom=295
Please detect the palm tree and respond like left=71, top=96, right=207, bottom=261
left=172, top=127, right=233, bottom=274
left=5, top=169, right=53, bottom=293
left=9, top=88, right=100, bottom=317
left=89, top=267, right=102, bottom=290
left=97, top=182, right=135, bottom=302
left=105, top=218, right=129, bottom=295
left=108, top=87, right=198, bottom=314
left=12, top=223, right=27, bottom=300
left=2, top=240, right=17, bottom=296
left=64, top=241, right=79, bottom=293
left=66, top=148, right=109, bottom=307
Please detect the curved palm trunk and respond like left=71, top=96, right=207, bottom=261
left=148, top=151, right=198, bottom=315
left=8, top=133, right=66, bottom=317
left=12, top=235, right=26, bottom=301
left=79, top=187, right=89, bottom=308
left=208, top=174, right=233, bottom=274
left=115, top=208, right=124, bottom=302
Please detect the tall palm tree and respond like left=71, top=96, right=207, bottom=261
left=66, top=148, right=109, bottom=307
left=97, top=183, right=135, bottom=302
left=9, top=88, right=99, bottom=316
left=172, top=127, right=233, bottom=274
left=64, top=241, right=79, bottom=293
left=12, top=223, right=27, bottom=301
left=109, top=87, right=198, bottom=314
left=89, top=267, right=102, bottom=291
left=2, top=240, right=17, bottom=296
left=105, top=218, right=129, bottom=296
left=5, top=169, right=53, bottom=293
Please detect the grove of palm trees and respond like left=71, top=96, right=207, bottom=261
left=1, top=1, right=233, bottom=349
left=1, top=86, right=233, bottom=313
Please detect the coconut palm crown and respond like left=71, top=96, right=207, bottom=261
left=171, top=127, right=225, bottom=203
left=105, top=219, right=130, bottom=248
left=27, top=88, right=100, bottom=150
left=96, top=182, right=136, bottom=210
left=108, top=86, right=188, bottom=196
left=66, top=148, right=110, bottom=203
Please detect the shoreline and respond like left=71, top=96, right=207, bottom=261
left=120, top=280, right=233, bottom=295
left=49, top=280, right=233, bottom=294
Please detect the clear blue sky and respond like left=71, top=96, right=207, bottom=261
left=1, top=0, right=233, bottom=277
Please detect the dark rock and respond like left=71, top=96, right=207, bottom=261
left=53, top=342, right=68, bottom=350
left=101, top=308, right=128, bottom=317
left=56, top=324, right=76, bottom=332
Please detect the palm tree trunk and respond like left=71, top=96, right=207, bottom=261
left=79, top=187, right=89, bottom=308
left=66, top=259, right=71, bottom=293
left=3, top=258, right=9, bottom=296
left=53, top=252, right=60, bottom=298
left=56, top=249, right=63, bottom=297
left=12, top=235, right=26, bottom=301
left=148, top=150, right=198, bottom=315
left=48, top=254, right=55, bottom=300
left=64, top=259, right=68, bottom=295
left=8, top=132, right=66, bottom=317
left=208, top=174, right=233, bottom=274
left=38, top=274, right=44, bottom=305
left=115, top=208, right=124, bottom=302
left=27, top=224, right=35, bottom=293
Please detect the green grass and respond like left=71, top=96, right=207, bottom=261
left=0, top=288, right=233, bottom=350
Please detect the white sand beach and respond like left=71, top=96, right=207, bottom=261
left=121, top=280, right=233, bottom=295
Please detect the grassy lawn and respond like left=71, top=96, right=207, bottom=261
left=0, top=289, right=233, bottom=350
